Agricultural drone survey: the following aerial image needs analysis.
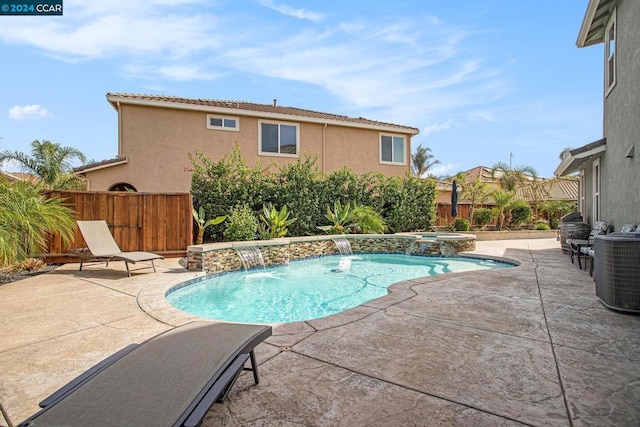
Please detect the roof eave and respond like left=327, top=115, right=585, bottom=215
left=106, top=94, right=419, bottom=135
left=554, top=138, right=606, bottom=176
left=74, top=158, right=128, bottom=174
left=577, top=0, right=616, bottom=47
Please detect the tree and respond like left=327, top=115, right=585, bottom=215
left=0, top=140, right=87, bottom=190
left=492, top=189, right=515, bottom=231
left=559, top=147, right=573, bottom=161
left=411, top=144, right=440, bottom=177
left=454, top=172, right=491, bottom=225
left=490, top=162, right=537, bottom=192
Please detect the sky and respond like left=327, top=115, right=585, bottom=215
left=0, top=0, right=603, bottom=178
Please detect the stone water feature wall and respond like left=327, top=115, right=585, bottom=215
left=187, top=234, right=476, bottom=273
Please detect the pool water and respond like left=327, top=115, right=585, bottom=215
left=166, top=254, right=512, bottom=324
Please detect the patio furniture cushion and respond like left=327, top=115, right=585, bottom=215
left=19, top=321, right=272, bottom=427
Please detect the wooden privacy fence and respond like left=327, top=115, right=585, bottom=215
left=436, top=203, right=472, bottom=226
left=43, top=191, right=193, bottom=263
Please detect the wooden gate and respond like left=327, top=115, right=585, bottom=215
left=43, top=191, right=193, bottom=263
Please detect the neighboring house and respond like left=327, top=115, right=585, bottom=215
left=555, top=0, right=639, bottom=229
left=0, top=170, right=39, bottom=184
left=75, top=93, right=419, bottom=193
left=439, top=166, right=578, bottom=205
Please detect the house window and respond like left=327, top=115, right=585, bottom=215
left=207, top=115, right=239, bottom=131
left=259, top=121, right=299, bottom=156
left=592, top=158, right=601, bottom=222
left=579, top=169, right=586, bottom=217
left=380, top=134, right=406, bottom=164
left=605, top=9, right=616, bottom=95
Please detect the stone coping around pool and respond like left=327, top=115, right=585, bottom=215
left=187, top=233, right=478, bottom=272
left=137, top=251, right=524, bottom=332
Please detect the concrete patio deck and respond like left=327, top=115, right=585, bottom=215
left=1, top=238, right=639, bottom=426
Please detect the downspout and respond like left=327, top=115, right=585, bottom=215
left=322, top=123, right=327, bottom=172
left=116, top=101, right=122, bottom=156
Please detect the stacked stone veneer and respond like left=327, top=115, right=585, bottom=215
left=187, top=234, right=476, bottom=273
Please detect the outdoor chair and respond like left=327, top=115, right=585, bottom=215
left=582, top=224, right=637, bottom=276
left=568, top=221, right=609, bottom=269
left=73, top=220, right=164, bottom=276
left=17, top=321, right=272, bottom=427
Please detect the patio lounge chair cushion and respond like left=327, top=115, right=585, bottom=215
left=75, top=220, right=164, bottom=276
left=620, top=224, right=637, bottom=233
left=19, top=321, right=272, bottom=427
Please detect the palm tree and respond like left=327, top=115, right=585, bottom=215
left=492, top=189, right=515, bottom=231
left=490, top=162, right=538, bottom=192
left=411, top=144, right=440, bottom=177
left=0, top=181, right=76, bottom=267
left=0, top=140, right=87, bottom=190
left=559, top=147, right=573, bottom=161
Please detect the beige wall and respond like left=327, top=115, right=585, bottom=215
left=84, top=104, right=413, bottom=192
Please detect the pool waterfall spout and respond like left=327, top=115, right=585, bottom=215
left=332, top=238, right=353, bottom=255
left=235, top=247, right=266, bottom=271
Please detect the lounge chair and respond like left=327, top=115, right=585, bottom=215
left=73, top=220, right=164, bottom=276
left=18, top=321, right=272, bottom=427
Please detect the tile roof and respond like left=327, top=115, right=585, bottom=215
left=106, top=93, right=419, bottom=133
left=74, top=157, right=127, bottom=174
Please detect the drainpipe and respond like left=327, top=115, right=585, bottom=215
left=116, top=101, right=122, bottom=157
left=322, top=123, right=327, bottom=172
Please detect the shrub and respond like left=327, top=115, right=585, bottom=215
left=453, top=218, right=470, bottom=231
left=318, top=200, right=355, bottom=234
left=509, top=200, right=532, bottom=226
left=0, top=181, right=75, bottom=267
left=223, top=204, right=258, bottom=242
left=351, top=204, right=386, bottom=234
left=473, top=208, right=493, bottom=226
left=535, top=221, right=551, bottom=230
left=260, top=203, right=296, bottom=238
left=191, top=149, right=437, bottom=239
left=381, top=176, right=436, bottom=233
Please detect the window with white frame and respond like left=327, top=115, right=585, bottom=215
left=259, top=121, right=299, bottom=156
left=579, top=169, right=586, bottom=217
left=592, top=158, right=601, bottom=222
left=380, top=134, right=406, bottom=164
left=207, top=114, right=239, bottom=131
left=605, top=9, right=616, bottom=95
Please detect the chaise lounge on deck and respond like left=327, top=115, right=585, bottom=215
left=18, top=321, right=272, bottom=427
left=73, top=220, right=165, bottom=277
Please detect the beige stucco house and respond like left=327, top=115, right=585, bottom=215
left=75, top=93, right=419, bottom=193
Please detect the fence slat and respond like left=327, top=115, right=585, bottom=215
left=43, top=191, right=192, bottom=263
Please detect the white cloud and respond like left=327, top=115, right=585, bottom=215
left=257, top=0, right=325, bottom=22
left=0, top=2, right=220, bottom=62
left=123, top=64, right=224, bottom=81
left=0, top=1, right=509, bottom=130
left=422, top=119, right=454, bottom=136
left=8, top=105, right=51, bottom=121
left=429, top=163, right=460, bottom=179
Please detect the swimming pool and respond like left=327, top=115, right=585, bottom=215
left=167, top=254, right=513, bottom=324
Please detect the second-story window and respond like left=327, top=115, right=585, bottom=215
left=605, top=9, right=616, bottom=95
left=380, top=133, right=406, bottom=164
left=259, top=121, right=299, bottom=156
left=207, top=115, right=239, bottom=131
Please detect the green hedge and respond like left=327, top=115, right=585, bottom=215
left=190, top=146, right=437, bottom=241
